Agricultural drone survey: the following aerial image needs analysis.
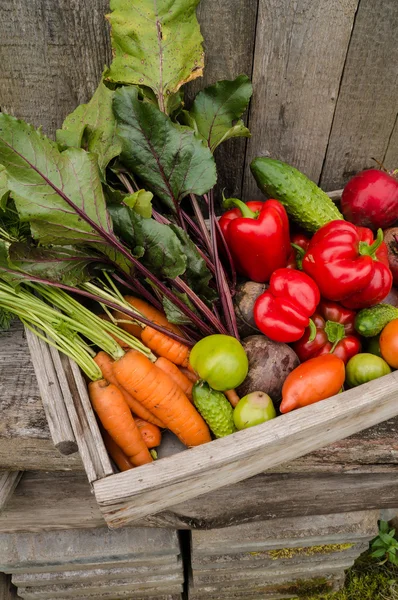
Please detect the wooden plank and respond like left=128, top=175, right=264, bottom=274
left=58, top=355, right=113, bottom=483
left=0, top=0, right=111, bottom=138
left=0, top=472, right=22, bottom=514
left=0, top=574, right=17, bottom=600
left=242, top=0, right=359, bottom=199
left=94, top=370, right=398, bottom=527
left=25, top=328, right=77, bottom=456
left=384, top=114, right=398, bottom=172
left=320, top=0, right=398, bottom=190
left=0, top=469, right=397, bottom=533
left=0, top=322, right=81, bottom=471
left=185, top=0, right=259, bottom=200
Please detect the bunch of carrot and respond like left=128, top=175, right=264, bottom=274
left=89, top=295, right=209, bottom=473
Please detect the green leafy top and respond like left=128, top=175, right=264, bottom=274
left=0, top=114, right=112, bottom=245
left=184, top=75, right=253, bottom=152
left=114, top=86, right=217, bottom=213
left=105, top=0, right=204, bottom=114
left=56, top=81, right=121, bottom=179
left=0, top=166, right=9, bottom=210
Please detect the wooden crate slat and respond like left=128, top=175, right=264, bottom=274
left=94, top=370, right=398, bottom=527
left=58, top=355, right=113, bottom=482
left=24, top=328, right=77, bottom=456
left=0, top=472, right=22, bottom=515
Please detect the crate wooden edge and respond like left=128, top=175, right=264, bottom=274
left=93, top=370, right=398, bottom=527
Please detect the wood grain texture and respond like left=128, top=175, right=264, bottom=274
left=384, top=114, right=398, bottom=171
left=0, top=322, right=82, bottom=471
left=320, top=0, right=398, bottom=190
left=0, top=472, right=22, bottom=514
left=184, top=0, right=258, bottom=200
left=94, top=370, right=398, bottom=527
left=0, top=470, right=397, bottom=532
left=242, top=0, right=359, bottom=199
left=25, top=328, right=77, bottom=455
left=0, top=0, right=111, bottom=138
left=59, top=355, right=113, bottom=482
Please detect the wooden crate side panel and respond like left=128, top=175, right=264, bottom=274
left=242, top=0, right=359, bottom=199
left=384, top=115, right=398, bottom=172
left=320, top=0, right=398, bottom=190
left=0, top=472, right=22, bottom=514
left=94, top=371, right=398, bottom=526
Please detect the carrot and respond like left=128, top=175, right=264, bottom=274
left=179, top=366, right=199, bottom=384
left=225, top=389, right=240, bottom=408
left=113, top=350, right=211, bottom=447
left=101, top=429, right=134, bottom=472
left=114, top=296, right=182, bottom=339
left=155, top=357, right=193, bottom=400
left=94, top=351, right=165, bottom=428
left=134, top=418, right=162, bottom=449
left=98, top=315, right=130, bottom=349
left=89, top=379, right=153, bottom=467
left=141, top=326, right=190, bottom=367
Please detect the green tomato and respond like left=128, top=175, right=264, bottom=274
left=366, top=335, right=382, bottom=358
left=189, top=334, right=249, bottom=391
left=346, top=353, right=391, bottom=388
left=233, top=391, right=276, bottom=430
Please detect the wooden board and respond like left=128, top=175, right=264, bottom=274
left=384, top=115, right=398, bottom=172
left=0, top=0, right=111, bottom=137
left=0, top=467, right=397, bottom=533
left=0, top=473, right=22, bottom=514
left=320, top=0, right=398, bottom=190
left=25, top=328, right=77, bottom=456
left=0, top=322, right=82, bottom=471
left=242, top=0, right=359, bottom=198
left=93, top=370, right=398, bottom=527
left=185, top=0, right=259, bottom=200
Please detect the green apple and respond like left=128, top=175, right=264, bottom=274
left=233, top=391, right=276, bottom=430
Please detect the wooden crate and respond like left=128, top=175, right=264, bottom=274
left=26, top=190, right=398, bottom=529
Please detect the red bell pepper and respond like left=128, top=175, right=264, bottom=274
left=218, top=198, right=290, bottom=283
left=302, top=220, right=392, bottom=309
left=254, top=268, right=320, bottom=343
left=292, top=300, right=361, bottom=363
left=286, top=233, right=310, bottom=270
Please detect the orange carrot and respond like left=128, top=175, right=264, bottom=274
left=225, top=389, right=240, bottom=408
left=114, top=296, right=182, bottom=339
left=179, top=366, right=199, bottom=384
left=94, top=351, right=165, bottom=428
left=155, top=357, right=193, bottom=400
left=134, top=418, right=162, bottom=449
left=113, top=350, right=211, bottom=447
left=98, top=315, right=130, bottom=349
left=88, top=379, right=153, bottom=467
left=141, top=326, right=190, bottom=367
left=101, top=429, right=134, bottom=472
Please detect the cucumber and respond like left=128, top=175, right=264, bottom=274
left=355, top=304, right=398, bottom=337
left=250, top=158, right=343, bottom=232
left=193, top=380, right=236, bottom=438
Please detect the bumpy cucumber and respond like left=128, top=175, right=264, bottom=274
left=250, top=158, right=343, bottom=232
left=355, top=304, right=398, bottom=337
left=192, top=381, right=236, bottom=438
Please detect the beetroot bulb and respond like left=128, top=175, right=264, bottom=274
left=341, top=169, right=398, bottom=230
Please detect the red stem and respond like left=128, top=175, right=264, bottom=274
left=172, top=277, right=228, bottom=335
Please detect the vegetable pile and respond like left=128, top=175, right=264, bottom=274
left=0, top=0, right=398, bottom=472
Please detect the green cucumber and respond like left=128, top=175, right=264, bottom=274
left=192, top=380, right=236, bottom=438
left=250, top=158, right=343, bottom=232
left=355, top=304, right=398, bottom=337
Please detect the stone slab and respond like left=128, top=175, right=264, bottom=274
left=191, top=511, right=378, bottom=556
left=12, top=557, right=182, bottom=587
left=192, top=542, right=366, bottom=577
left=0, top=528, right=180, bottom=572
left=17, top=584, right=183, bottom=600
left=18, top=573, right=184, bottom=599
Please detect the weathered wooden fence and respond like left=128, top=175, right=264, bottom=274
left=0, top=0, right=397, bottom=199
